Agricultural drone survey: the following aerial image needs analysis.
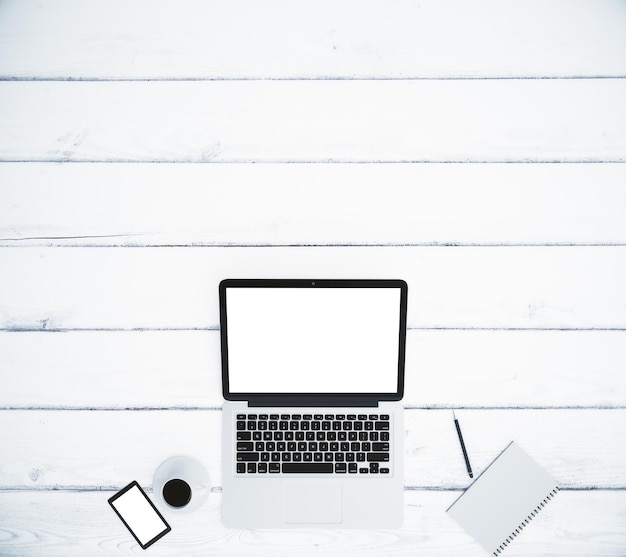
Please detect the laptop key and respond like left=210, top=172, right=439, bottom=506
left=367, top=453, right=389, bottom=462
left=236, top=463, right=246, bottom=473
left=247, top=463, right=257, bottom=473
left=375, top=421, right=390, bottom=430
left=335, top=463, right=347, bottom=473
left=269, top=463, right=280, bottom=473
left=237, top=432, right=252, bottom=440
left=237, top=442, right=253, bottom=451
left=237, top=452, right=260, bottom=462
left=282, top=463, right=333, bottom=473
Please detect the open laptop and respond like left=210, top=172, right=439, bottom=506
left=219, top=279, right=408, bottom=528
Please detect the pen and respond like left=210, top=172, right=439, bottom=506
left=453, top=411, right=473, bottom=478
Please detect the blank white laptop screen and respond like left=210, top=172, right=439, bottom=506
left=224, top=287, right=402, bottom=394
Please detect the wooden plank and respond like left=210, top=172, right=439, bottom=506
left=1, top=0, right=625, bottom=80
left=1, top=80, right=625, bottom=163
left=2, top=246, right=626, bottom=330
left=2, top=330, right=626, bottom=409
left=2, top=163, right=626, bottom=247
left=0, top=490, right=624, bottom=557
left=1, top=409, right=624, bottom=490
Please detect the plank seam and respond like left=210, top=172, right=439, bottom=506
left=4, top=240, right=626, bottom=248
left=2, top=327, right=626, bottom=333
left=0, top=485, right=623, bottom=492
left=1, top=406, right=624, bottom=411
left=0, top=159, right=622, bottom=164
left=1, top=75, right=625, bottom=82
left=1, top=158, right=624, bottom=164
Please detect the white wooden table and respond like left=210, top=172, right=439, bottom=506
left=1, top=1, right=626, bottom=555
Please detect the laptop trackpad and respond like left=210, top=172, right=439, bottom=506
left=284, top=482, right=343, bottom=524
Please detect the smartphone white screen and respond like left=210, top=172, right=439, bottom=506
left=109, top=483, right=170, bottom=548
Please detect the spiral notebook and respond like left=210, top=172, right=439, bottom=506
left=447, top=441, right=559, bottom=556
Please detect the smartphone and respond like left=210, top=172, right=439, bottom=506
left=109, top=481, right=171, bottom=549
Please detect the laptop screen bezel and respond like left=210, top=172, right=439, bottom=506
left=219, top=279, right=407, bottom=404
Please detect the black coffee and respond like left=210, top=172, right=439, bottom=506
left=163, top=478, right=192, bottom=507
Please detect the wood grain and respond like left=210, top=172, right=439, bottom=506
left=2, top=163, right=626, bottom=247
left=2, top=0, right=625, bottom=553
left=2, top=246, right=626, bottom=331
left=0, top=490, right=624, bottom=557
left=2, top=329, right=625, bottom=409
left=1, top=0, right=625, bottom=80
left=1, top=80, right=625, bottom=163
left=1, top=409, right=625, bottom=490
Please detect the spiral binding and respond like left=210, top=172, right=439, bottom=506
left=492, top=487, right=560, bottom=556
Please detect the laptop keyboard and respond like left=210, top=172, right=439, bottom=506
left=235, top=413, right=392, bottom=475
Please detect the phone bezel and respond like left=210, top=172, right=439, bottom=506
left=108, top=481, right=171, bottom=549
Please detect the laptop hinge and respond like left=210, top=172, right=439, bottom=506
left=247, top=397, right=379, bottom=408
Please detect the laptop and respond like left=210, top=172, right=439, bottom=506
left=219, top=279, right=408, bottom=528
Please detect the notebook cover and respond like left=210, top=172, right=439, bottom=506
left=447, top=441, right=559, bottom=556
